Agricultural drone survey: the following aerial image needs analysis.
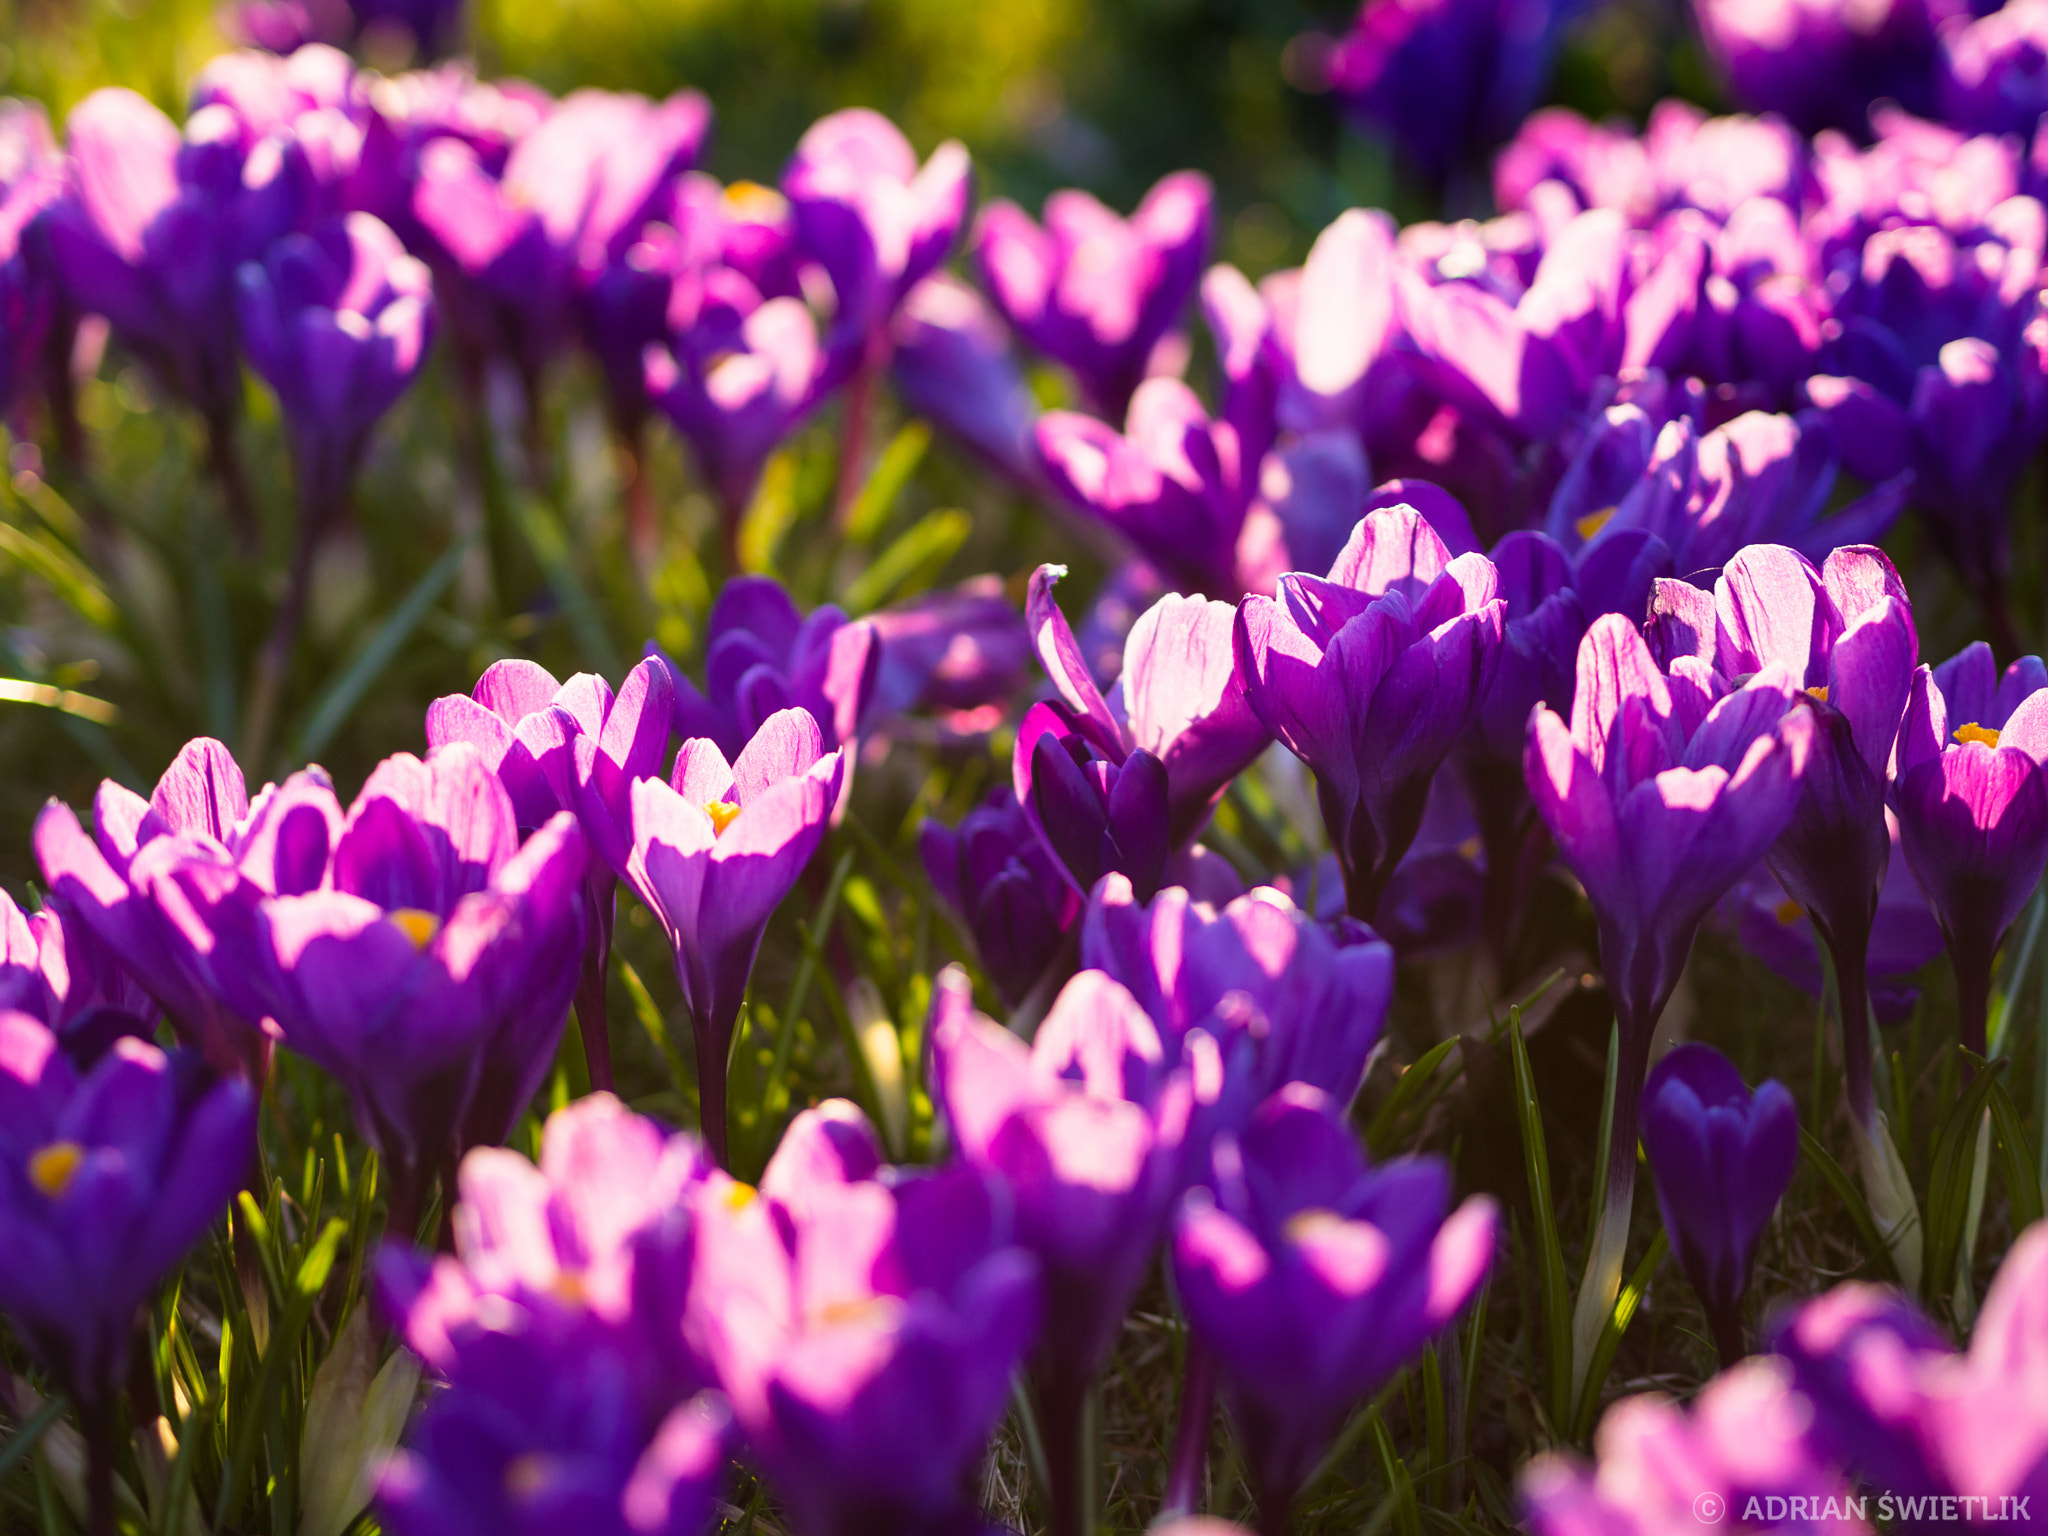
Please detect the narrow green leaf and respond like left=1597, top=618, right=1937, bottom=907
left=1572, top=1229, right=1667, bottom=1441
left=1986, top=1073, right=2043, bottom=1232
left=509, top=495, right=621, bottom=677
left=0, top=520, right=116, bottom=629
left=844, top=507, right=970, bottom=614
left=292, top=533, right=474, bottom=762
left=1797, top=1127, right=1899, bottom=1284
left=618, top=956, right=691, bottom=1106
left=1922, top=1055, right=2008, bottom=1309
left=1507, top=1010, right=1573, bottom=1434
left=0, top=1394, right=66, bottom=1489
left=1366, top=1038, right=1462, bottom=1157
left=845, top=420, right=930, bottom=544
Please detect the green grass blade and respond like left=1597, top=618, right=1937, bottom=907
left=844, top=507, right=970, bottom=614
left=0, top=1394, right=66, bottom=1489
left=0, top=519, right=116, bottom=630
left=1986, top=1072, right=2043, bottom=1232
left=1797, top=1127, right=1899, bottom=1284
left=845, top=421, right=930, bottom=545
left=1507, top=1008, right=1573, bottom=1435
left=1571, top=1229, right=1667, bottom=1440
left=291, top=533, right=474, bottom=763
left=1922, top=1054, right=2008, bottom=1310
left=1366, top=1037, right=1462, bottom=1157
left=510, top=494, right=622, bottom=677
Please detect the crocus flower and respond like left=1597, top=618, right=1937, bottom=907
left=1641, top=1044, right=1798, bottom=1366
left=930, top=967, right=1192, bottom=1533
left=236, top=211, right=435, bottom=524
left=0, top=1012, right=253, bottom=1422
left=377, top=1093, right=711, bottom=1424
left=1524, top=612, right=1811, bottom=1388
left=1320, top=0, right=1587, bottom=184
left=685, top=1100, right=1041, bottom=1536
left=191, top=44, right=378, bottom=222
left=888, top=274, right=1041, bottom=483
left=1083, top=874, right=1395, bottom=1119
left=661, top=576, right=879, bottom=761
left=1172, top=1085, right=1496, bottom=1532
left=1015, top=564, right=1269, bottom=898
left=1892, top=643, right=2048, bottom=1059
left=866, top=574, right=1030, bottom=727
left=0, top=100, right=63, bottom=424
left=1772, top=1221, right=2048, bottom=1515
left=972, top=170, right=1211, bottom=418
left=0, top=889, right=153, bottom=1053
left=192, top=746, right=589, bottom=1234
left=35, top=737, right=293, bottom=1078
left=1721, top=815, right=1944, bottom=1026
left=1520, top=1355, right=1873, bottom=1536
left=43, top=87, right=298, bottom=492
left=575, top=708, right=843, bottom=1166
left=920, top=788, right=1080, bottom=1006
left=409, top=87, right=709, bottom=396
left=1693, top=0, right=1949, bottom=134
left=780, top=108, right=972, bottom=357
left=1236, top=503, right=1506, bottom=922
left=1651, top=545, right=1917, bottom=1175
left=426, top=655, right=675, bottom=1092
left=376, top=1095, right=726, bottom=1536
left=1940, top=3, right=2048, bottom=135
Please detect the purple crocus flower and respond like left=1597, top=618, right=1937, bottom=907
left=1083, top=875, right=1395, bottom=1119
left=1524, top=611, right=1811, bottom=1387
left=866, top=574, right=1030, bottom=727
left=574, top=707, right=844, bottom=1166
left=43, top=87, right=299, bottom=516
left=1692, top=0, right=1951, bottom=134
left=191, top=44, right=378, bottom=223
left=1941, top=3, right=2048, bottom=135
left=1014, top=564, right=1269, bottom=899
left=930, top=967, right=1191, bottom=1534
left=1320, top=0, right=1587, bottom=184
left=409, top=87, right=709, bottom=398
left=920, top=788, right=1080, bottom=1006
left=1721, top=815, right=1945, bottom=1026
left=1236, top=503, right=1506, bottom=922
left=1650, top=545, right=1917, bottom=1173
left=0, top=1012, right=252, bottom=1435
left=888, top=274, right=1041, bottom=483
left=661, top=575, right=879, bottom=762
left=1034, top=379, right=1253, bottom=599
left=1771, top=1221, right=2048, bottom=1516
left=1172, top=1085, right=1496, bottom=1532
left=1520, top=1354, right=1871, bottom=1536
left=376, top=1095, right=726, bottom=1536
left=1893, top=643, right=2048, bottom=1059
left=972, top=170, right=1211, bottom=419
left=780, top=108, right=972, bottom=357
left=426, top=655, right=675, bottom=1092
left=1641, top=1043, right=1798, bottom=1366
left=684, top=1100, right=1041, bottom=1536
left=189, top=746, right=589, bottom=1235
left=34, top=737, right=296, bottom=1079
left=0, top=100, right=63, bottom=425
left=236, top=211, right=434, bottom=524
left=0, top=890, right=153, bottom=1055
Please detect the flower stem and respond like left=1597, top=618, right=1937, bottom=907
left=831, top=332, right=886, bottom=533
left=694, top=1001, right=731, bottom=1168
left=82, top=1399, right=115, bottom=1536
left=577, top=894, right=616, bottom=1094
left=204, top=401, right=258, bottom=555
left=1708, top=1304, right=1747, bottom=1371
left=1033, top=1366, right=1094, bottom=1536
left=1161, top=1336, right=1218, bottom=1520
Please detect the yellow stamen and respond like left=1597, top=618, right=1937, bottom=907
left=1574, top=506, right=1618, bottom=541
left=1955, top=722, right=2002, bottom=749
left=551, top=1270, right=587, bottom=1306
left=1774, top=898, right=1804, bottom=926
left=1456, top=836, right=1482, bottom=861
left=723, top=1180, right=757, bottom=1211
left=1283, top=1207, right=1346, bottom=1244
left=1806, top=685, right=1829, bottom=703
left=504, top=1453, right=553, bottom=1499
left=705, top=800, right=742, bottom=835
left=723, top=180, right=781, bottom=216
left=28, top=1142, right=83, bottom=1198
left=388, top=908, right=441, bottom=951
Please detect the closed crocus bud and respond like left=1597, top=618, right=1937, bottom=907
left=973, top=169, right=1211, bottom=420
left=659, top=576, right=879, bottom=761
left=1893, top=643, right=2048, bottom=1060
left=0, top=1011, right=254, bottom=1417
left=575, top=708, right=844, bottom=1167
left=1641, top=1044, right=1797, bottom=1366
left=781, top=108, right=972, bottom=355
left=920, top=788, right=1079, bottom=1006
left=1020, top=712, right=1171, bottom=901
left=685, top=1101, right=1041, bottom=1536
left=375, top=1096, right=726, bottom=1536
left=1520, top=1355, right=1869, bottom=1536
left=1236, top=503, right=1506, bottom=923
left=930, top=967, right=1192, bottom=1533
left=236, top=211, right=435, bottom=524
left=1172, top=1086, right=1496, bottom=1534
